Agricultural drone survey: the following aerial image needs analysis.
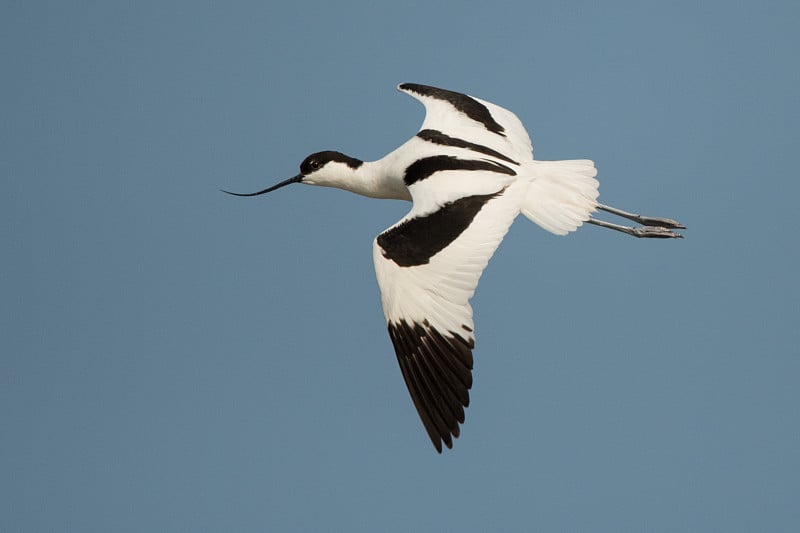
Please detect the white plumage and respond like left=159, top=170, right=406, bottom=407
left=225, top=83, right=684, bottom=452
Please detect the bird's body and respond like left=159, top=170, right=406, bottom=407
left=226, top=83, right=684, bottom=452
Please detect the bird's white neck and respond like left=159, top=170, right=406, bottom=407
left=306, top=158, right=411, bottom=201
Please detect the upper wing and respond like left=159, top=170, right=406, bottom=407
left=398, top=83, right=534, bottom=163
left=373, top=164, right=527, bottom=451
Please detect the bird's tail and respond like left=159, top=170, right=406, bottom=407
left=520, top=160, right=600, bottom=235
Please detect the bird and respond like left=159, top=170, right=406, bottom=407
left=224, top=83, right=685, bottom=452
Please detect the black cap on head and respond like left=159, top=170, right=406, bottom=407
left=300, top=151, right=363, bottom=175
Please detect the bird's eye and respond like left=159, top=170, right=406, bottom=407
left=309, top=159, right=321, bottom=170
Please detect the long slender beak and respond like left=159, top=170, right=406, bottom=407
left=221, top=174, right=303, bottom=197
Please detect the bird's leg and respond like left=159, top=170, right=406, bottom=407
left=597, top=204, right=685, bottom=229
left=587, top=203, right=686, bottom=239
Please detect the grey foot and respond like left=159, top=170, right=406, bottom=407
left=587, top=218, right=684, bottom=238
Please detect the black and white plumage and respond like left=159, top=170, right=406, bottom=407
left=225, top=83, right=684, bottom=452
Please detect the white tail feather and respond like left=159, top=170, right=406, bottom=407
left=521, top=160, right=600, bottom=235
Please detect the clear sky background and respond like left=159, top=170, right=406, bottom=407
left=3, top=1, right=799, bottom=531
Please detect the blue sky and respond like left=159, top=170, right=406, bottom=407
left=3, top=1, right=799, bottom=531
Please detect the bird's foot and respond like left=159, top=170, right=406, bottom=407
left=628, top=225, right=685, bottom=239
left=589, top=203, right=686, bottom=239
left=586, top=218, right=685, bottom=239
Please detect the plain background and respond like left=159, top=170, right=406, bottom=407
left=3, top=1, right=799, bottom=531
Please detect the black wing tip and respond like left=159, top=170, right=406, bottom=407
left=397, top=83, right=506, bottom=137
left=388, top=319, right=475, bottom=453
left=398, top=82, right=449, bottom=96
left=398, top=82, right=451, bottom=95
left=429, top=429, right=455, bottom=454
left=399, top=82, right=445, bottom=95
left=398, top=82, right=420, bottom=92
left=434, top=436, right=454, bottom=454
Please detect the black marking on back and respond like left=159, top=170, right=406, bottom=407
left=377, top=191, right=503, bottom=267
left=403, top=155, right=516, bottom=187
left=387, top=318, right=475, bottom=453
left=417, top=129, right=519, bottom=165
left=300, top=151, right=363, bottom=175
left=400, top=83, right=506, bottom=137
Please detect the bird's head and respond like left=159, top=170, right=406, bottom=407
left=222, top=151, right=364, bottom=197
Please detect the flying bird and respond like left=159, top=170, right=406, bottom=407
left=224, top=83, right=685, bottom=452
